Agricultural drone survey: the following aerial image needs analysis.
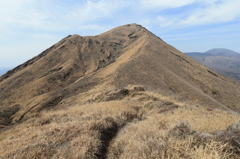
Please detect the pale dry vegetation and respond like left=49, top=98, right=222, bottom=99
left=1, top=24, right=240, bottom=159
left=1, top=86, right=240, bottom=158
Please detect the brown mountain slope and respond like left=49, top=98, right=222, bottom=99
left=1, top=24, right=240, bottom=158
left=0, top=24, right=240, bottom=125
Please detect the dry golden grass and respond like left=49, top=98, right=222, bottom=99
left=1, top=24, right=240, bottom=159
left=0, top=87, right=240, bottom=158
left=107, top=114, right=237, bottom=159
left=153, top=105, right=240, bottom=132
left=0, top=100, right=142, bottom=158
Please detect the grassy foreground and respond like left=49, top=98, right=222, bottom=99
left=0, top=86, right=240, bottom=159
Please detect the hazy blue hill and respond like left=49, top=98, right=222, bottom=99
left=186, top=48, right=240, bottom=81
left=205, top=48, right=240, bottom=57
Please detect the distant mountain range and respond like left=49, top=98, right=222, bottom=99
left=186, top=48, right=240, bottom=81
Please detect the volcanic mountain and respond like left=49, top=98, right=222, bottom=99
left=1, top=24, right=240, bottom=158
left=186, top=49, right=240, bottom=81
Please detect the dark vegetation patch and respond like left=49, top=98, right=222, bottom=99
left=207, top=70, right=218, bottom=77
left=213, top=121, right=240, bottom=156
left=212, top=90, right=218, bottom=94
left=42, top=67, right=63, bottom=77
left=98, top=59, right=106, bottom=69
left=40, top=96, right=63, bottom=111
left=18, top=104, right=39, bottom=122
left=93, top=117, right=119, bottom=159
left=0, top=105, right=20, bottom=127
left=128, top=33, right=138, bottom=39
left=105, top=89, right=130, bottom=101
left=93, top=107, right=142, bottom=159
left=166, top=121, right=240, bottom=158
left=168, top=122, right=192, bottom=139
left=158, top=103, right=179, bottom=114
left=95, top=86, right=146, bottom=102
left=169, top=51, right=194, bottom=67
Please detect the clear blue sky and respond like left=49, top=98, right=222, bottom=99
left=1, top=0, right=240, bottom=68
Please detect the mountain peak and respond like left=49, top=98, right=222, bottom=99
left=1, top=24, right=240, bottom=158
left=1, top=24, right=240, bottom=124
left=99, top=23, right=148, bottom=37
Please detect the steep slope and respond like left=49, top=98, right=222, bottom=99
left=1, top=24, right=240, bottom=126
left=0, top=25, right=148, bottom=123
left=1, top=24, right=240, bottom=158
left=186, top=49, right=240, bottom=81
